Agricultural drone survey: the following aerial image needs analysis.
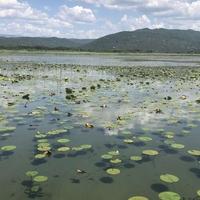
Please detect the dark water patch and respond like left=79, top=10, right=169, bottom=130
left=190, top=168, right=200, bottom=178
left=53, top=154, right=66, bottom=159
left=99, top=176, right=114, bottom=184
left=31, top=159, right=47, bottom=166
left=70, top=178, right=80, bottom=184
left=67, top=151, right=86, bottom=157
left=104, top=143, right=116, bottom=149
left=123, top=162, right=135, bottom=169
left=95, top=162, right=107, bottom=168
left=180, top=155, right=195, bottom=162
left=134, top=141, right=146, bottom=147
left=117, top=144, right=128, bottom=149
left=151, top=183, right=169, bottom=193
left=158, top=145, right=178, bottom=154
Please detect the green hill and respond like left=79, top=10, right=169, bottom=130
left=1, top=29, right=200, bottom=53
left=82, top=28, right=200, bottom=53
left=0, top=37, right=93, bottom=50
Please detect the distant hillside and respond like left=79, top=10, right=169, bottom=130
left=0, top=37, right=93, bottom=50
left=82, top=28, right=200, bottom=53
left=1, top=29, right=200, bottom=53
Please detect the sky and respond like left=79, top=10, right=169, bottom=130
left=0, top=0, right=200, bottom=38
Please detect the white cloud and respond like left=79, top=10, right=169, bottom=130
left=57, top=5, right=96, bottom=23
left=120, top=14, right=164, bottom=30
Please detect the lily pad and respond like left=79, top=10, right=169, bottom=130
left=130, top=156, right=142, bottom=161
left=30, top=185, right=40, bottom=192
left=35, top=154, right=46, bottom=159
left=57, top=138, right=70, bottom=143
left=128, top=196, right=149, bottom=200
left=188, top=150, right=200, bottom=156
left=110, top=158, right=122, bottom=164
left=0, top=127, right=16, bottom=133
left=26, top=171, right=39, bottom=177
left=37, top=146, right=51, bottom=152
left=142, top=150, right=159, bottom=156
left=170, top=143, right=184, bottom=149
left=124, top=139, right=134, bottom=144
left=101, top=154, right=113, bottom=160
left=47, top=129, right=67, bottom=135
left=1, top=145, right=16, bottom=151
left=57, top=147, right=70, bottom=152
left=33, top=176, right=48, bottom=183
left=108, top=150, right=120, bottom=156
left=197, top=190, right=200, bottom=196
left=80, top=144, right=92, bottom=150
left=158, top=191, right=181, bottom=200
left=106, top=168, right=120, bottom=175
left=160, top=174, right=179, bottom=183
left=138, top=136, right=152, bottom=142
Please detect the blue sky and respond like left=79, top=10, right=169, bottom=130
left=0, top=0, right=200, bottom=38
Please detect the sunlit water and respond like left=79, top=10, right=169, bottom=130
left=0, top=52, right=200, bottom=200
left=1, top=51, right=200, bottom=67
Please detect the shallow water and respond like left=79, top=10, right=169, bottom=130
left=0, top=53, right=200, bottom=200
left=1, top=51, right=200, bottom=67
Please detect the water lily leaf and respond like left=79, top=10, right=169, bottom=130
left=160, top=174, right=179, bottom=183
left=101, top=154, right=113, bottom=160
left=26, top=171, right=39, bottom=177
left=142, top=150, right=159, bottom=156
left=35, top=154, right=46, bottom=159
left=188, top=150, right=200, bottom=156
left=158, top=191, right=181, bottom=200
left=57, top=147, right=70, bottom=152
left=124, top=139, right=134, bottom=144
left=138, top=136, right=152, bottom=142
left=108, top=150, right=120, bottom=156
left=128, top=196, right=149, bottom=200
left=33, top=176, right=48, bottom=183
left=106, top=168, right=120, bottom=175
left=170, top=143, right=184, bottom=149
left=130, top=156, right=142, bottom=161
left=110, top=158, right=122, bottom=164
left=57, top=138, right=70, bottom=143
left=1, top=145, right=16, bottom=151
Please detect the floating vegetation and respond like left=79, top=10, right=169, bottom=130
left=130, top=156, right=142, bottom=161
left=106, top=168, right=120, bottom=175
left=57, top=138, right=70, bottom=143
left=33, top=176, right=48, bottom=183
left=128, top=196, right=149, bottom=200
left=160, top=174, right=179, bottom=183
left=47, top=129, right=67, bottom=136
left=170, top=143, right=184, bottom=149
left=108, top=150, right=120, bottom=156
left=0, top=127, right=16, bottom=133
left=1, top=145, right=16, bottom=151
left=26, top=171, right=39, bottom=177
left=57, top=147, right=70, bottom=152
left=110, top=158, right=122, bottom=164
left=187, top=150, right=200, bottom=156
left=34, top=154, right=46, bottom=159
left=124, top=139, right=134, bottom=144
left=80, top=144, right=92, bottom=150
left=158, top=191, right=181, bottom=200
left=101, top=154, right=113, bottom=160
left=142, top=150, right=159, bottom=156
left=138, top=136, right=152, bottom=142
left=1, top=55, right=200, bottom=200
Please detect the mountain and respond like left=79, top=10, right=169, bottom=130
left=1, top=29, right=200, bottom=53
left=82, top=28, right=200, bottom=53
left=0, top=37, right=93, bottom=50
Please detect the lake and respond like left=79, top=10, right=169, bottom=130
left=0, top=51, right=200, bottom=200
